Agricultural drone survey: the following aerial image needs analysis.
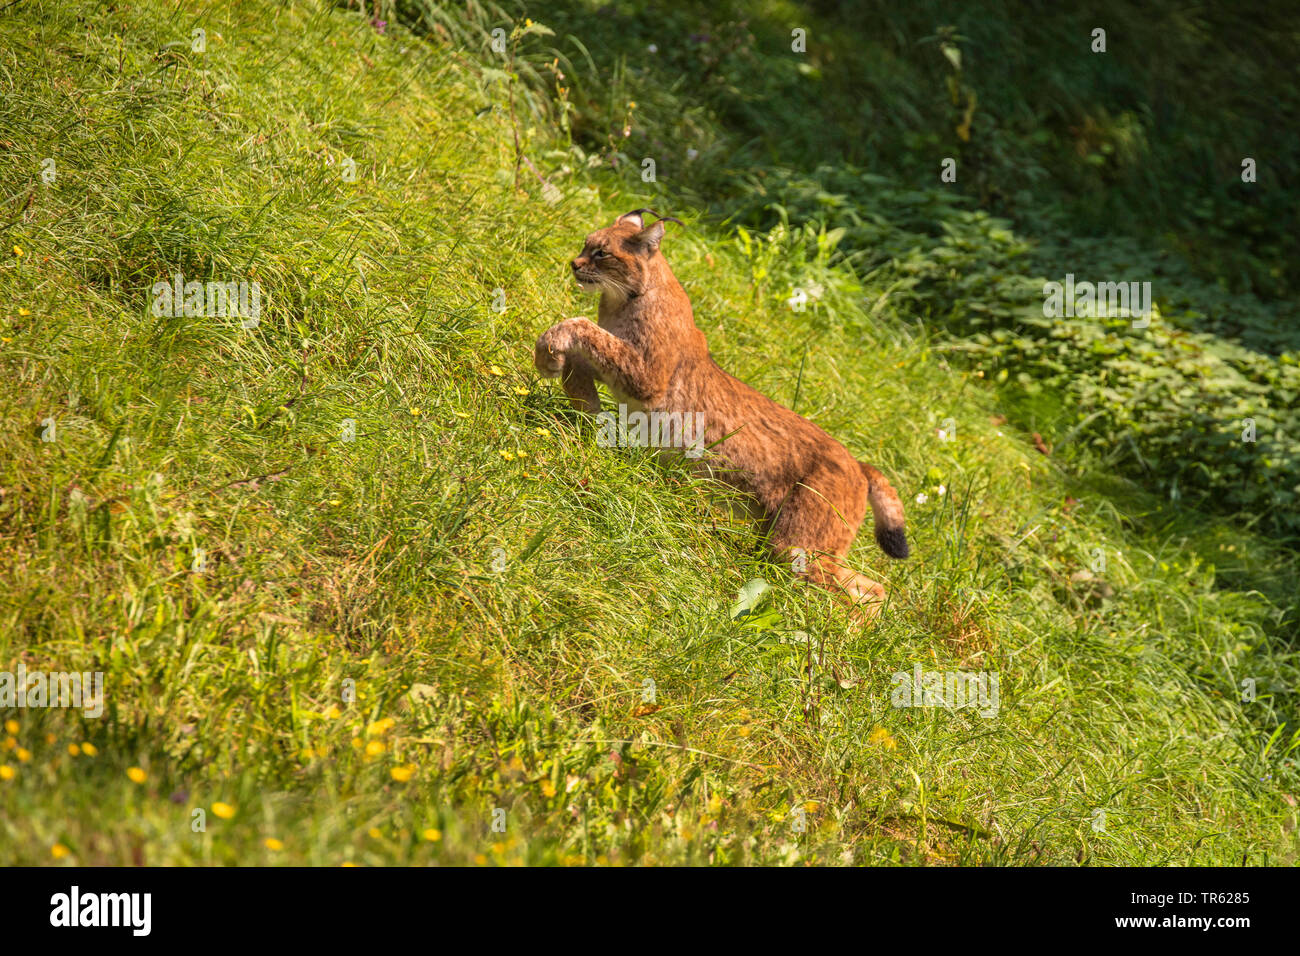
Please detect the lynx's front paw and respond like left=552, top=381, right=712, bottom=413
left=533, top=318, right=590, bottom=379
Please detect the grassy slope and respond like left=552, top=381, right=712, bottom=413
left=0, top=0, right=1297, bottom=865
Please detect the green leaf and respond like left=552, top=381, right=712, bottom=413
left=730, top=577, right=770, bottom=620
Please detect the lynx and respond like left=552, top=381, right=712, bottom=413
left=534, top=210, right=909, bottom=618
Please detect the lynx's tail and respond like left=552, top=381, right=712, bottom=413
left=858, top=462, right=910, bottom=559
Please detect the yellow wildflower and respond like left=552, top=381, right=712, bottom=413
left=868, top=726, right=898, bottom=750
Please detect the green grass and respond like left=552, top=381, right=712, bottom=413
left=1, top=0, right=1297, bottom=865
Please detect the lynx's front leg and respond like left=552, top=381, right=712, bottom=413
left=561, top=356, right=601, bottom=413
left=533, top=322, right=600, bottom=411
left=533, top=317, right=661, bottom=406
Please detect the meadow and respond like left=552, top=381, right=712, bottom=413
left=0, top=0, right=1296, bottom=865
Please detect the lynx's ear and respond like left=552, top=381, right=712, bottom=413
left=629, top=219, right=666, bottom=255
left=616, top=208, right=656, bottom=229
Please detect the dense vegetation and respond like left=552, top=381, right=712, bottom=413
left=1, top=0, right=1296, bottom=865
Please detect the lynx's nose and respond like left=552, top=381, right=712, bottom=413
left=571, top=257, right=585, bottom=272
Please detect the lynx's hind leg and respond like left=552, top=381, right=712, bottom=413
left=798, top=552, right=888, bottom=622
left=767, top=464, right=890, bottom=621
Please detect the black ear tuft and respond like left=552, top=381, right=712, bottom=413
left=616, top=209, right=684, bottom=231
left=616, top=208, right=656, bottom=229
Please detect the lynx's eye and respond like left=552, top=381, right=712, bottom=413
left=591, top=249, right=607, bottom=259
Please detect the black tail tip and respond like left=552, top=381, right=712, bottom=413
left=876, top=526, right=910, bottom=560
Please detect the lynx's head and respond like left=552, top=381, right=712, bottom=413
left=570, top=209, right=681, bottom=300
